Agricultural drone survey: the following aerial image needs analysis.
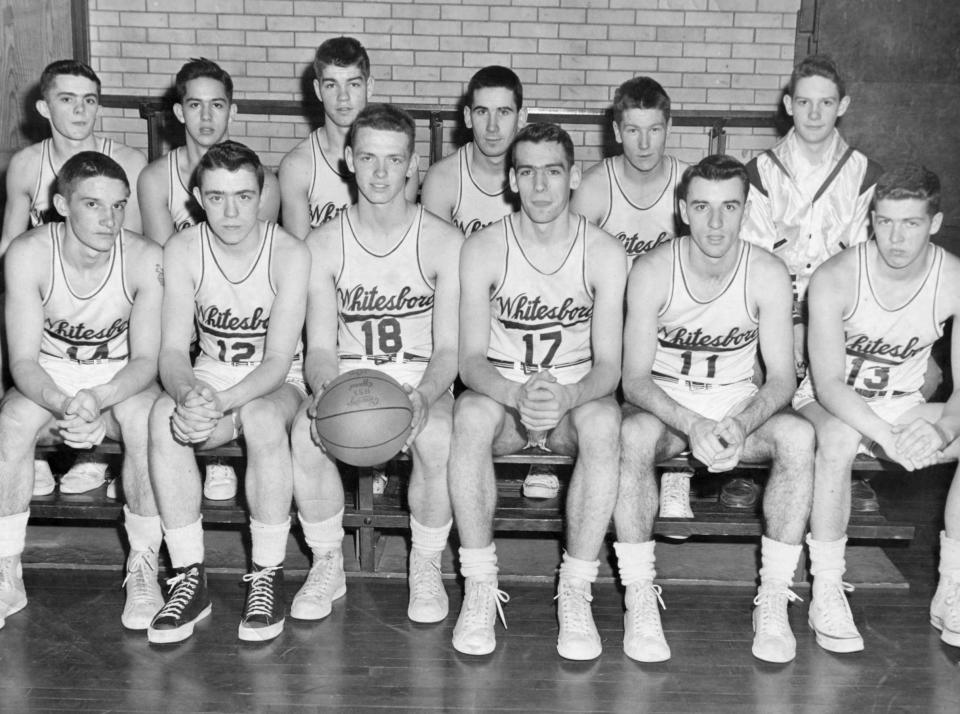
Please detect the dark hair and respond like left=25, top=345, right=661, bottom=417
left=40, top=60, right=101, bottom=99
left=313, top=36, right=370, bottom=80
left=787, top=54, right=846, bottom=99
left=349, top=103, right=416, bottom=155
left=57, top=151, right=129, bottom=198
left=510, top=122, right=575, bottom=169
left=677, top=154, right=749, bottom=202
left=195, top=141, right=264, bottom=192
left=466, top=65, right=523, bottom=110
left=612, top=76, right=671, bottom=124
left=874, top=165, right=941, bottom=216
left=175, top=58, right=233, bottom=104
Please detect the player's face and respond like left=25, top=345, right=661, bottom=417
left=55, top=176, right=128, bottom=254
left=193, top=167, right=261, bottom=245
left=784, top=75, right=850, bottom=146
left=346, top=127, right=416, bottom=205
left=872, top=198, right=943, bottom=270
left=315, top=64, right=371, bottom=129
left=465, top=87, right=524, bottom=159
left=509, top=141, right=581, bottom=225
left=680, top=177, right=747, bottom=260
left=38, top=75, right=100, bottom=141
left=614, top=108, right=669, bottom=173
left=174, top=77, right=234, bottom=147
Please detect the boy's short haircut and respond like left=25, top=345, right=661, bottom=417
left=195, top=141, right=265, bottom=192
left=466, top=65, right=523, bottom=110
left=874, top=165, right=941, bottom=216
left=509, top=122, right=575, bottom=169
left=349, top=103, right=416, bottom=156
left=612, top=76, right=671, bottom=124
left=40, top=60, right=101, bottom=99
left=175, top=58, right=234, bottom=104
left=677, top=154, right=749, bottom=202
left=313, top=37, right=370, bottom=80
left=57, top=151, right=129, bottom=198
left=787, top=54, right=846, bottom=99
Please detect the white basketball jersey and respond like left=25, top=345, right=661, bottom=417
left=194, top=222, right=292, bottom=365
left=843, top=243, right=944, bottom=395
left=167, top=148, right=204, bottom=233
left=336, top=206, right=435, bottom=360
left=40, top=223, right=132, bottom=362
left=652, top=238, right=758, bottom=386
left=600, top=155, right=684, bottom=262
left=30, top=137, right=115, bottom=228
left=308, top=130, right=354, bottom=228
left=488, top=215, right=593, bottom=385
left=450, top=145, right=518, bottom=237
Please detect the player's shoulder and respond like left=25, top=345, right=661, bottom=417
left=163, top=223, right=201, bottom=255
left=279, top=133, right=314, bottom=171
left=7, top=223, right=51, bottom=255
left=936, top=244, right=960, bottom=281
left=271, top=222, right=310, bottom=254
left=421, top=149, right=459, bottom=199
left=810, top=244, right=857, bottom=288
left=425, top=146, right=460, bottom=177
left=111, top=140, right=147, bottom=167
left=745, top=242, right=791, bottom=284
left=137, top=151, right=169, bottom=186
left=576, top=156, right=610, bottom=191
left=583, top=218, right=623, bottom=253
left=6, top=143, right=42, bottom=186
left=304, top=214, right=341, bottom=251
left=121, top=228, right=162, bottom=259
left=420, top=205, right=463, bottom=241
left=631, top=237, right=674, bottom=274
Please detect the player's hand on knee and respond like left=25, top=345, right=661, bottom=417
left=401, top=385, right=429, bottom=451
left=875, top=433, right=920, bottom=472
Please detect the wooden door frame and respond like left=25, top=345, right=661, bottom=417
left=72, top=0, right=90, bottom=64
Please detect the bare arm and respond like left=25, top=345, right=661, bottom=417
left=158, top=233, right=204, bottom=401
left=278, top=146, right=313, bottom=240
left=569, top=162, right=609, bottom=227
left=259, top=169, right=281, bottom=223
left=421, top=157, right=456, bottom=223
left=137, top=158, right=177, bottom=245
left=0, top=150, right=37, bottom=257
left=116, top=146, right=148, bottom=234
left=302, top=225, right=342, bottom=396
left=404, top=161, right=420, bottom=203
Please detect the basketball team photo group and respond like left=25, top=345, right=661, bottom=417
left=1, top=3, right=959, bottom=708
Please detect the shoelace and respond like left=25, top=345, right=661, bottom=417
left=242, top=567, right=280, bottom=618
left=628, top=584, right=667, bottom=633
left=753, top=586, right=802, bottom=635
left=301, top=551, right=338, bottom=597
left=410, top=554, right=443, bottom=601
left=122, top=550, right=158, bottom=601
left=818, top=582, right=856, bottom=627
left=555, top=583, right=594, bottom=635
left=156, top=568, right=199, bottom=619
left=464, top=581, right=509, bottom=631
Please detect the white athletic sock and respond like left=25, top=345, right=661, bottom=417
left=807, top=533, right=846, bottom=595
left=163, top=517, right=205, bottom=569
left=299, top=508, right=344, bottom=554
left=410, top=516, right=451, bottom=556
left=459, top=543, right=498, bottom=580
left=758, top=535, right=802, bottom=589
left=614, top=540, right=657, bottom=587
left=558, top=551, right=600, bottom=584
left=939, top=530, right=960, bottom=577
left=0, top=510, right=29, bottom=558
left=250, top=517, right=290, bottom=568
left=123, top=506, right=162, bottom=553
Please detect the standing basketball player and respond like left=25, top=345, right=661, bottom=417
left=450, top=123, right=626, bottom=660
left=146, top=142, right=309, bottom=644
left=614, top=155, right=813, bottom=663
left=1, top=60, right=148, bottom=496
left=290, top=104, right=461, bottom=626
left=279, top=37, right=418, bottom=239
left=797, top=165, right=960, bottom=652
left=0, top=152, right=163, bottom=631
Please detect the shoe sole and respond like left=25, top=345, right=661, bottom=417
left=290, top=584, right=346, bottom=621
left=624, top=644, right=671, bottom=663
left=203, top=488, right=238, bottom=501
left=719, top=497, right=758, bottom=509
left=808, top=619, right=865, bottom=653
left=0, top=598, right=27, bottom=622
left=122, top=604, right=163, bottom=631
left=238, top=617, right=285, bottom=642
left=557, top=643, right=602, bottom=661
left=523, top=487, right=559, bottom=499
left=930, top=615, right=960, bottom=647
left=148, top=603, right=212, bottom=644
left=59, top=480, right=106, bottom=494
left=452, top=636, right=496, bottom=656
left=33, top=484, right=56, bottom=497
left=408, top=601, right=450, bottom=624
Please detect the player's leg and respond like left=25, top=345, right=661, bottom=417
left=449, top=389, right=524, bottom=655
left=406, top=390, right=454, bottom=623
left=290, top=397, right=347, bottom=620
left=233, top=384, right=301, bottom=642
left=740, top=411, right=815, bottom=662
left=0, top=390, right=59, bottom=627
left=614, top=404, right=686, bottom=663
left=107, top=385, right=164, bottom=630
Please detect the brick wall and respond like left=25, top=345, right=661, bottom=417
left=89, top=0, right=801, bottom=170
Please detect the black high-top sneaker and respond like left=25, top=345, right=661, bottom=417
left=148, top=563, right=212, bottom=644
left=238, top=564, right=285, bottom=642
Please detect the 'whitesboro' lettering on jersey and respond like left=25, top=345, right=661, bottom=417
left=658, top=325, right=758, bottom=352
left=619, top=230, right=672, bottom=257
left=846, top=334, right=925, bottom=364
left=311, top=201, right=346, bottom=227
left=197, top=304, right=269, bottom=337
left=454, top=217, right=490, bottom=237
left=338, top=284, right=434, bottom=321
left=495, top=293, right=593, bottom=330
left=44, top=317, right=128, bottom=345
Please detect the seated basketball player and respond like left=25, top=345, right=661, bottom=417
left=1, top=60, right=148, bottom=496
left=0, top=152, right=163, bottom=631
left=279, top=37, right=418, bottom=239
left=290, top=104, right=461, bottom=625
left=797, top=165, right=960, bottom=652
left=138, top=58, right=280, bottom=501
left=614, top=155, right=814, bottom=664
left=146, top=142, right=309, bottom=644
left=450, top=123, right=627, bottom=660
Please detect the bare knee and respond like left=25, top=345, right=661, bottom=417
left=452, top=391, right=501, bottom=444
left=570, top=399, right=620, bottom=449
left=814, top=417, right=861, bottom=468
left=620, top=411, right=663, bottom=464
left=238, top=399, right=288, bottom=448
left=768, top=414, right=816, bottom=462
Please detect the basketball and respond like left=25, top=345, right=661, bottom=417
left=313, top=369, right=414, bottom=467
